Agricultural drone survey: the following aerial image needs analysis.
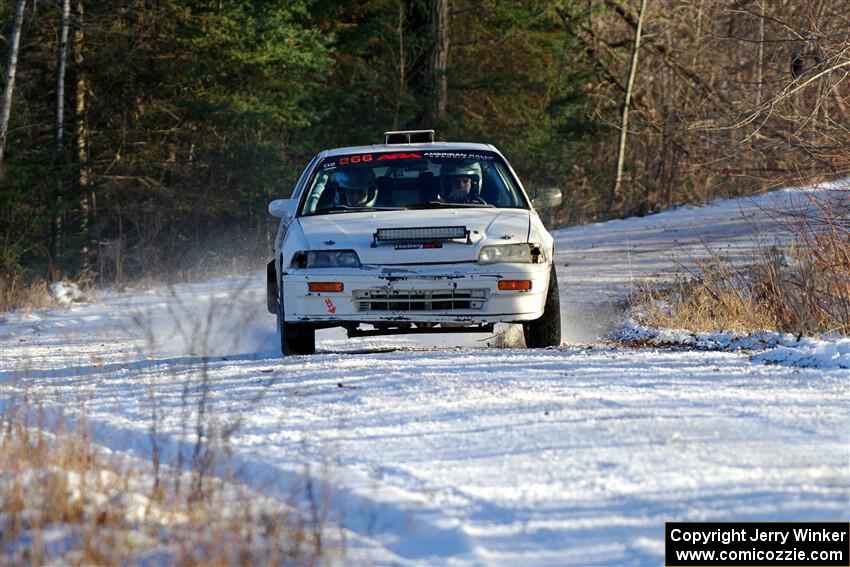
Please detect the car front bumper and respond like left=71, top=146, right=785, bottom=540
left=282, top=262, right=552, bottom=325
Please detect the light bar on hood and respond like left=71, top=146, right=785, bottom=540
left=374, top=226, right=469, bottom=246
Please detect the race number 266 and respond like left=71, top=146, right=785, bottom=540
left=338, top=155, right=372, bottom=166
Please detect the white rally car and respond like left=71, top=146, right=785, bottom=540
left=267, top=130, right=563, bottom=355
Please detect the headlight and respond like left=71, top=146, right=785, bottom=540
left=291, top=250, right=361, bottom=269
left=478, top=243, right=543, bottom=264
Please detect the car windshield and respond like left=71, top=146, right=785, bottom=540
left=299, top=149, right=529, bottom=215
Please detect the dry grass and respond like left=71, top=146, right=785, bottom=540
left=0, top=275, right=55, bottom=313
left=2, top=279, right=339, bottom=565
left=0, top=273, right=100, bottom=313
left=0, top=400, right=333, bottom=566
left=632, top=191, right=850, bottom=336
left=633, top=266, right=778, bottom=334
left=1, top=229, right=343, bottom=565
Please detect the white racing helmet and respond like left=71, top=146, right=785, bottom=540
left=336, top=166, right=377, bottom=207
left=442, top=161, right=482, bottom=199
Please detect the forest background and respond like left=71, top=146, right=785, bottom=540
left=1, top=0, right=848, bottom=296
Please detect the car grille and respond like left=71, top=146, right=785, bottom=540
left=353, top=289, right=487, bottom=312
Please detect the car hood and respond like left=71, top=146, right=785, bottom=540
left=297, top=208, right=531, bottom=264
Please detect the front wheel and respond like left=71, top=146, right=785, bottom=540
left=523, top=267, right=561, bottom=348
left=277, top=283, right=316, bottom=356
left=281, top=321, right=316, bottom=356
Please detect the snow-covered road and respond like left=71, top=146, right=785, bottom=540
left=2, top=184, right=848, bottom=565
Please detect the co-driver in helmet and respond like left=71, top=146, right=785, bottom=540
left=336, top=166, right=377, bottom=207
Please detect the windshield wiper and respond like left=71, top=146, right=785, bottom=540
left=406, top=201, right=495, bottom=209
left=311, top=205, right=404, bottom=214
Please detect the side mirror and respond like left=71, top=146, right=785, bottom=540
left=268, top=198, right=297, bottom=220
left=531, top=187, right=562, bottom=209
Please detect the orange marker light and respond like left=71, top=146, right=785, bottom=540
left=308, top=282, right=344, bottom=293
left=498, top=280, right=532, bottom=291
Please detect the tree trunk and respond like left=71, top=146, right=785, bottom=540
left=54, top=0, right=71, bottom=272
left=74, top=0, right=93, bottom=275
left=0, top=0, right=26, bottom=165
left=393, top=0, right=405, bottom=129
left=429, top=0, right=449, bottom=124
left=756, top=0, right=764, bottom=105
left=612, top=0, right=648, bottom=203
left=56, top=0, right=71, bottom=151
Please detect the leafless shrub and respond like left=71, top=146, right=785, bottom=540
left=764, top=191, right=850, bottom=332
left=0, top=274, right=54, bottom=312
left=632, top=255, right=778, bottom=333
left=0, top=272, right=101, bottom=312
left=632, top=190, right=850, bottom=335
left=1, top=387, right=334, bottom=566
left=2, top=282, right=338, bottom=565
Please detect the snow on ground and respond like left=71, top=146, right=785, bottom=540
left=616, top=320, right=850, bottom=370
left=1, top=182, right=848, bottom=565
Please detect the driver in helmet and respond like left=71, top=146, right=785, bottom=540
left=444, top=163, right=482, bottom=203
left=336, top=166, right=377, bottom=207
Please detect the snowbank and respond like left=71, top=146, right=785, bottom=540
left=615, top=320, right=850, bottom=370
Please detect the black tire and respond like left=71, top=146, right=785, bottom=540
left=281, top=320, right=316, bottom=355
left=266, top=260, right=278, bottom=314
left=276, top=279, right=316, bottom=356
left=523, top=267, right=562, bottom=348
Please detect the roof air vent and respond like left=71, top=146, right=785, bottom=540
left=384, top=130, right=435, bottom=144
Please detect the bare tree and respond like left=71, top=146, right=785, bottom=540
left=74, top=0, right=93, bottom=274
left=612, top=0, right=647, bottom=202
left=0, top=0, right=27, bottom=165
left=429, top=0, right=449, bottom=123
left=756, top=0, right=764, bottom=105
left=392, top=0, right=405, bottom=129
left=53, top=0, right=71, bottom=271
left=55, top=0, right=71, bottom=151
